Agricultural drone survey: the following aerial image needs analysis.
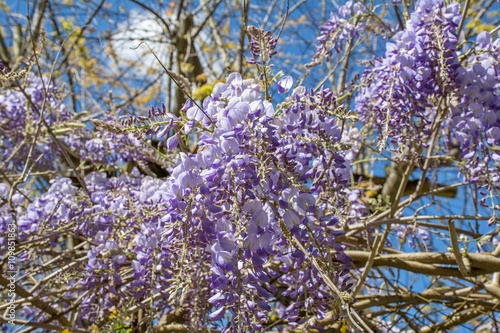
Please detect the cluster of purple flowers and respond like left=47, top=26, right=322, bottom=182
left=6, top=0, right=500, bottom=329
left=355, top=0, right=500, bottom=198
left=0, top=73, right=73, bottom=172
left=450, top=31, right=500, bottom=193
left=247, top=27, right=278, bottom=65
left=307, top=1, right=366, bottom=67
left=1, top=70, right=356, bottom=331
left=356, top=0, right=461, bottom=150
left=0, top=70, right=171, bottom=186
left=0, top=71, right=177, bottom=328
left=126, top=73, right=357, bottom=330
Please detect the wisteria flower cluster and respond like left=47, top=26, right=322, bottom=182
left=0, top=70, right=172, bottom=187
left=1, top=68, right=358, bottom=331
left=307, top=1, right=366, bottom=67
left=450, top=31, right=500, bottom=193
left=0, top=73, right=73, bottom=172
left=3, top=0, right=500, bottom=332
left=356, top=0, right=461, bottom=150
left=110, top=72, right=357, bottom=330
left=247, top=27, right=278, bottom=66
left=355, top=0, right=500, bottom=197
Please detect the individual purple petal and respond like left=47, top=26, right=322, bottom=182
left=208, top=292, right=226, bottom=304
left=283, top=210, right=300, bottom=228
left=476, top=31, right=492, bottom=47
left=336, top=252, right=353, bottom=263
left=133, top=290, right=145, bottom=300
left=277, top=75, right=293, bottom=93
left=209, top=307, right=226, bottom=321
left=252, top=209, right=269, bottom=227
left=157, top=126, right=170, bottom=138
left=296, top=193, right=316, bottom=212
left=167, top=133, right=179, bottom=150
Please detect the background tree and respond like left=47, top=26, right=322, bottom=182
left=1, top=0, right=500, bottom=332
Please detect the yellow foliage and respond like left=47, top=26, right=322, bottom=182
left=365, top=190, right=379, bottom=198
left=59, top=17, right=74, bottom=32
left=193, top=86, right=209, bottom=101
left=146, top=67, right=158, bottom=75
left=202, top=44, right=215, bottom=54
left=84, top=59, right=97, bottom=68
left=289, top=14, right=307, bottom=26
left=0, top=0, right=10, bottom=11
left=195, top=73, right=208, bottom=83
left=134, top=84, right=161, bottom=106
left=201, top=85, right=213, bottom=95
left=193, top=79, right=226, bottom=101
left=181, top=62, right=195, bottom=74
left=223, top=23, right=230, bottom=35
left=167, top=1, right=176, bottom=16
left=62, top=330, right=74, bottom=333
left=268, top=312, right=280, bottom=321
left=466, top=18, right=495, bottom=33
left=340, top=320, right=349, bottom=333
left=224, top=41, right=236, bottom=50
left=109, top=309, right=118, bottom=319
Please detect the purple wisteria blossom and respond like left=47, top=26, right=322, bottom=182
left=307, top=1, right=366, bottom=67
left=356, top=0, right=500, bottom=198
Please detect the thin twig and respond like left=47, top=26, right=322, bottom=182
left=132, top=42, right=216, bottom=128
left=353, top=234, right=382, bottom=296
left=457, top=0, right=471, bottom=41
left=448, top=219, right=471, bottom=276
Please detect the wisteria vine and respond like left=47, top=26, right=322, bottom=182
left=1, top=0, right=500, bottom=332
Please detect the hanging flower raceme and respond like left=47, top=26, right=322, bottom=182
left=355, top=0, right=461, bottom=150
left=355, top=0, right=500, bottom=199
left=307, top=1, right=367, bottom=67
left=2, top=64, right=358, bottom=331
left=54, top=72, right=357, bottom=330
left=449, top=31, right=500, bottom=196
left=0, top=73, right=74, bottom=172
left=141, top=73, right=357, bottom=330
